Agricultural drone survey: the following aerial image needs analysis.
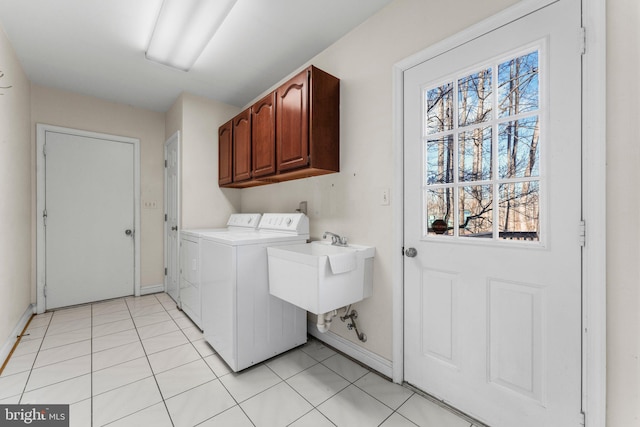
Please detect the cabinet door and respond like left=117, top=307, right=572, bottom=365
left=276, top=69, right=309, bottom=172
left=252, top=92, right=276, bottom=177
left=218, top=119, right=233, bottom=186
left=233, top=109, right=252, bottom=182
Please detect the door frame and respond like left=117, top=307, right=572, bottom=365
left=391, top=0, right=606, bottom=425
left=163, top=131, right=181, bottom=300
left=36, top=124, right=141, bottom=313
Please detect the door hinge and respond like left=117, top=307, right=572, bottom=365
left=43, top=209, right=48, bottom=227
left=165, top=214, right=168, bottom=222
left=43, top=143, right=47, bottom=157
left=43, top=284, right=47, bottom=298
left=164, top=267, right=167, bottom=276
left=579, top=411, right=586, bottom=426
left=579, top=27, right=586, bottom=55
left=165, top=160, right=168, bottom=168
left=579, top=220, right=586, bottom=247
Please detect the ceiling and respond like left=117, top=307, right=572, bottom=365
left=0, top=0, right=393, bottom=112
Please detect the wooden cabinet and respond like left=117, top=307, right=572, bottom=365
left=252, top=92, right=277, bottom=178
left=273, top=66, right=340, bottom=182
left=218, top=65, right=339, bottom=187
left=232, top=109, right=252, bottom=182
left=218, top=120, right=233, bottom=186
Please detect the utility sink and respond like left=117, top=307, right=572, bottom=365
left=267, top=241, right=374, bottom=315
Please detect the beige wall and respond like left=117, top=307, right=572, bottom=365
left=606, top=0, right=640, bottom=424
left=30, top=85, right=166, bottom=288
left=0, top=27, right=31, bottom=349
left=241, top=0, right=519, bottom=361
left=166, top=92, right=241, bottom=229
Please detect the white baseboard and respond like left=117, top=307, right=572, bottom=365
left=140, top=284, right=164, bottom=295
left=307, top=319, right=393, bottom=378
left=1, top=304, right=35, bottom=366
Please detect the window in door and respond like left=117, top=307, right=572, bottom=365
left=423, top=46, right=542, bottom=242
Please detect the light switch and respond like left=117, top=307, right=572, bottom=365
left=380, top=188, right=390, bottom=206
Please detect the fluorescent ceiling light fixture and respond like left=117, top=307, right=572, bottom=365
left=146, top=0, right=238, bottom=71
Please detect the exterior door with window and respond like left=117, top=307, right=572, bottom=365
left=403, top=1, right=582, bottom=426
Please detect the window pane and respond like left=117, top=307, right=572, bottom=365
left=459, top=185, right=493, bottom=237
left=499, top=182, right=539, bottom=241
left=458, top=69, right=492, bottom=127
left=426, top=135, right=454, bottom=184
left=498, top=51, right=539, bottom=118
left=459, top=126, right=492, bottom=182
left=426, top=189, right=454, bottom=236
left=498, top=116, right=540, bottom=179
left=426, top=83, right=453, bottom=134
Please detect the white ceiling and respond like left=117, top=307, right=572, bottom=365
left=0, top=0, right=393, bottom=111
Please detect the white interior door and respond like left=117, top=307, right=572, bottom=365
left=403, top=1, right=582, bottom=426
left=164, top=131, right=180, bottom=304
left=44, top=130, right=135, bottom=309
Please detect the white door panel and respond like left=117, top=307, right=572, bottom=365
left=165, top=132, right=180, bottom=303
left=403, top=1, right=582, bottom=426
left=45, top=131, right=135, bottom=309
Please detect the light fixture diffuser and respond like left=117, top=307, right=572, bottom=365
left=146, top=0, right=238, bottom=71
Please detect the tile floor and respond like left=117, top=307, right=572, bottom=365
left=0, top=293, right=478, bottom=427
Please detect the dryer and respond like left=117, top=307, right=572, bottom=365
left=200, top=213, right=309, bottom=371
left=179, top=213, right=261, bottom=329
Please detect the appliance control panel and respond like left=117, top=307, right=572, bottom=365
left=258, top=213, right=309, bottom=234
left=226, top=213, right=262, bottom=228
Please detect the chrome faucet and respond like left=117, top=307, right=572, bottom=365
left=323, top=231, right=348, bottom=246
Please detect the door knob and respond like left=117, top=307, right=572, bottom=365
left=171, top=226, right=178, bottom=231
left=404, top=247, right=417, bottom=257
left=125, top=229, right=132, bottom=236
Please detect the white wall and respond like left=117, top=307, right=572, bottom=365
left=30, top=85, right=166, bottom=288
left=0, top=26, right=31, bottom=351
left=166, top=92, right=241, bottom=229
left=241, top=0, right=519, bottom=362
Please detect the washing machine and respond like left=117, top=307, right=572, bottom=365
left=179, top=213, right=261, bottom=329
left=200, top=213, right=309, bottom=371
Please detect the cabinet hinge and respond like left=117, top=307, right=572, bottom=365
left=578, top=220, right=586, bottom=247
left=578, top=27, right=586, bottom=55
left=43, top=209, right=48, bottom=227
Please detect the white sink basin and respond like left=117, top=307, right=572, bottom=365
left=267, top=241, right=374, bottom=314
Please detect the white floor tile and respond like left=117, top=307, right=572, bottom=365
left=92, top=328, right=140, bottom=353
left=241, top=382, right=313, bottom=427
left=125, top=295, right=160, bottom=309
left=191, top=338, right=215, bottom=357
left=1, top=351, right=37, bottom=376
left=146, top=343, right=202, bottom=374
left=132, top=311, right=172, bottom=328
left=286, top=363, right=350, bottom=406
left=265, top=349, right=318, bottom=379
left=0, top=395, right=21, bottom=404
left=317, top=385, right=394, bottom=427
left=141, top=330, right=189, bottom=355
left=321, top=353, right=369, bottom=382
left=128, top=303, right=165, bottom=318
left=92, top=318, right=135, bottom=338
left=355, top=372, right=415, bottom=410
left=198, top=406, right=254, bottom=427
left=380, top=412, right=421, bottom=427
left=11, top=337, right=43, bottom=357
left=91, top=299, right=129, bottom=317
left=106, top=402, right=173, bottom=427
left=92, top=377, right=163, bottom=426
left=181, top=325, right=204, bottom=342
left=92, top=357, right=152, bottom=396
left=92, top=341, right=146, bottom=371
left=25, top=355, right=91, bottom=391
left=92, top=310, right=132, bottom=327
left=0, top=371, right=30, bottom=400
left=21, top=325, right=48, bottom=341
left=289, top=409, right=336, bottom=427
left=51, top=306, right=92, bottom=323
left=69, top=398, right=92, bottom=427
left=396, top=394, right=472, bottom=427
left=155, top=359, right=216, bottom=399
left=165, top=380, right=236, bottom=427
left=40, top=327, right=91, bottom=350
left=33, top=340, right=91, bottom=369
left=27, top=315, right=52, bottom=330
left=46, top=316, right=91, bottom=336
left=219, top=364, right=282, bottom=403
left=136, top=319, right=180, bottom=340
left=21, top=374, right=91, bottom=405
left=300, top=339, right=336, bottom=362
left=172, top=315, right=196, bottom=330
left=203, top=354, right=232, bottom=378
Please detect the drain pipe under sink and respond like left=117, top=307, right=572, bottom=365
left=316, top=310, right=338, bottom=333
